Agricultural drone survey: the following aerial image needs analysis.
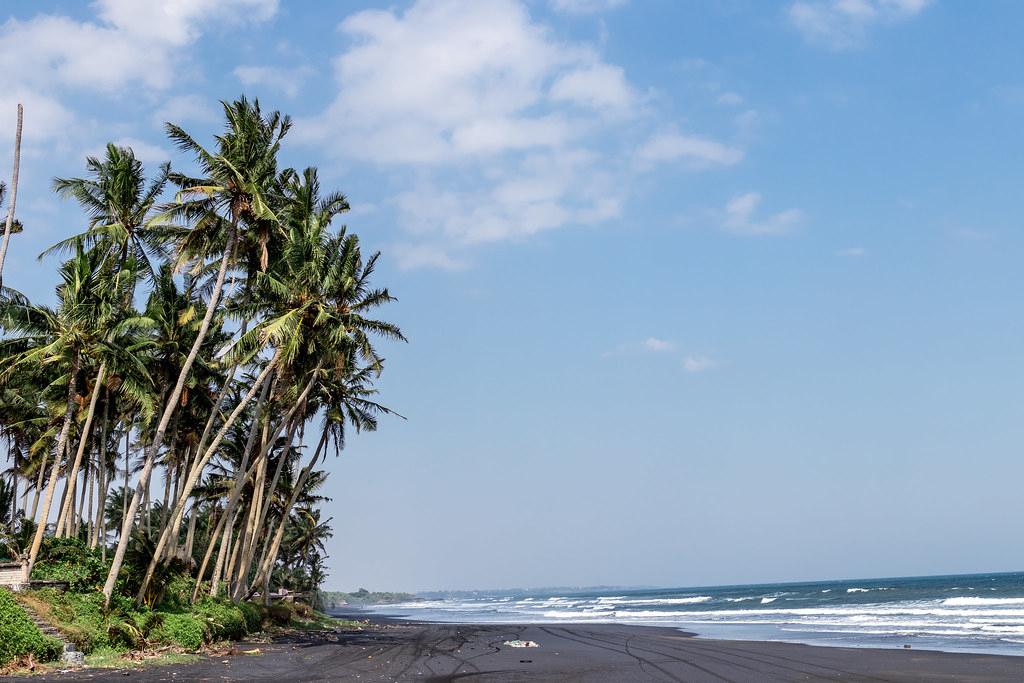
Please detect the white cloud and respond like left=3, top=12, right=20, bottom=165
left=642, top=337, right=676, bottom=352
left=683, top=355, right=717, bottom=373
left=151, top=94, right=219, bottom=129
left=0, top=90, right=75, bottom=146
left=294, top=0, right=736, bottom=268
left=94, top=0, right=278, bottom=47
left=788, top=0, right=931, bottom=49
left=391, top=244, right=468, bottom=271
left=636, top=130, right=743, bottom=168
left=550, top=0, right=628, bottom=14
left=722, top=192, right=803, bottom=236
left=0, top=1, right=279, bottom=94
left=717, top=92, right=744, bottom=106
left=838, top=246, right=866, bottom=256
left=549, top=63, right=635, bottom=114
left=297, top=0, right=628, bottom=164
left=0, top=1, right=278, bottom=144
left=234, top=65, right=314, bottom=98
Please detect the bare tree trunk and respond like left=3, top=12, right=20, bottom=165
left=209, top=510, right=236, bottom=598
left=252, top=429, right=328, bottom=601
left=92, top=400, right=110, bottom=549
left=57, top=363, right=106, bottom=536
left=158, top=466, right=171, bottom=537
left=192, top=506, right=225, bottom=603
left=136, top=352, right=280, bottom=603
left=167, top=460, right=183, bottom=559
left=78, top=462, right=90, bottom=538
left=182, top=503, right=197, bottom=563
left=9, top=441, right=17, bottom=522
left=104, top=227, right=238, bottom=606
left=121, top=426, right=130, bottom=532
left=28, top=354, right=79, bottom=574
left=232, top=439, right=268, bottom=600
left=0, top=103, right=23, bottom=291
left=238, top=415, right=301, bottom=598
left=212, top=369, right=319, bottom=602
left=30, top=449, right=46, bottom=520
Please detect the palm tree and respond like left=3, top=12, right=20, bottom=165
left=47, top=144, right=171, bottom=278
left=104, top=97, right=291, bottom=605
left=0, top=245, right=110, bottom=572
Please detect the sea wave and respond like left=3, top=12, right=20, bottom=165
left=942, top=597, right=1024, bottom=607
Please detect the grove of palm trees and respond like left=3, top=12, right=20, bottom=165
left=0, top=96, right=403, bottom=648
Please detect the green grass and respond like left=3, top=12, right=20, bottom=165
left=0, top=588, right=63, bottom=666
left=21, top=587, right=270, bottom=654
left=84, top=646, right=201, bottom=670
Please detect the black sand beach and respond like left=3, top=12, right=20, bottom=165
left=9, top=619, right=1024, bottom=682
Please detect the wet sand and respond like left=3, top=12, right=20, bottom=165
left=9, top=619, right=1024, bottom=682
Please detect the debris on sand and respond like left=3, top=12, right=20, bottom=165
left=503, top=640, right=539, bottom=648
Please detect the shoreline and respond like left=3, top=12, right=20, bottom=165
left=10, top=610, right=1024, bottom=682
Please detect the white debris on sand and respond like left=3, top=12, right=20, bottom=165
left=503, top=640, right=539, bottom=648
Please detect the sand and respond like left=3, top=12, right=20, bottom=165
left=9, top=617, right=1024, bottom=682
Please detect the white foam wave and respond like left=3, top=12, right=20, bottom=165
left=599, top=596, right=712, bottom=606
left=943, top=597, right=1024, bottom=607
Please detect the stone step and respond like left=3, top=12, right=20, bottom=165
left=15, top=598, right=83, bottom=665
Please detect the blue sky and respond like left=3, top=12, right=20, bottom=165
left=3, top=0, right=1024, bottom=592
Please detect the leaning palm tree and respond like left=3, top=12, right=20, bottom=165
left=103, top=96, right=291, bottom=605
left=0, top=245, right=111, bottom=572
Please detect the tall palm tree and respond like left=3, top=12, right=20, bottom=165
left=47, top=143, right=171, bottom=278
left=0, top=245, right=110, bottom=572
left=104, top=97, right=291, bottom=604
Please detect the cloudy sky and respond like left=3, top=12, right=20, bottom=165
left=4, top=0, right=1024, bottom=591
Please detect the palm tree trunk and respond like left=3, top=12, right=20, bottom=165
left=226, top=500, right=252, bottom=595
left=209, top=510, right=236, bottom=598
left=182, top=503, right=197, bottom=563
left=136, top=352, right=279, bottom=603
left=92, top=400, right=110, bottom=548
left=81, top=461, right=92, bottom=539
left=238, top=415, right=302, bottom=598
left=30, top=449, right=46, bottom=520
left=9, top=441, right=17, bottom=523
left=233, top=439, right=269, bottom=600
left=0, top=103, right=23, bottom=291
left=27, top=353, right=79, bottom=574
left=104, top=226, right=237, bottom=605
left=253, top=429, right=328, bottom=602
left=122, top=425, right=130, bottom=533
left=56, top=362, right=106, bottom=536
left=192, top=506, right=226, bottom=603
left=167, top=460, right=183, bottom=559
left=210, top=369, right=320, bottom=601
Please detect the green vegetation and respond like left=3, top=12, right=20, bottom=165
left=0, top=95, right=401, bottom=629
left=0, top=588, right=62, bottom=666
left=321, top=588, right=416, bottom=607
left=84, top=646, right=201, bottom=670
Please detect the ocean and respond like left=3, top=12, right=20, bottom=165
left=360, top=572, right=1024, bottom=656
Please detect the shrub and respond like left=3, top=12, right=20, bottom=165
left=194, top=599, right=246, bottom=641
left=238, top=600, right=262, bottom=632
left=31, top=537, right=106, bottom=592
left=161, top=613, right=206, bottom=651
left=0, top=588, right=62, bottom=665
left=267, top=602, right=292, bottom=626
left=160, top=575, right=196, bottom=609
